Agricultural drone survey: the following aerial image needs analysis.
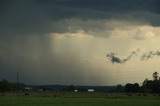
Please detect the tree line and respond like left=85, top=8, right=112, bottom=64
left=117, top=72, right=160, bottom=93
left=1, top=72, right=160, bottom=94
left=0, top=79, right=25, bottom=95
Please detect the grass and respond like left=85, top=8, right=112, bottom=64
left=1, top=97, right=160, bottom=106
left=0, top=92, right=160, bottom=106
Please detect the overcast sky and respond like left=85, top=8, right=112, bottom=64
left=1, top=0, right=160, bottom=85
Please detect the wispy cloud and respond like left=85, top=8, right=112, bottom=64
left=141, top=51, right=160, bottom=60
left=107, top=49, right=139, bottom=64
left=107, top=49, right=160, bottom=64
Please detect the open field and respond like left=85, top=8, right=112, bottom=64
left=0, top=92, right=160, bottom=106
left=0, top=97, right=160, bottom=106
left=2, top=91, right=160, bottom=98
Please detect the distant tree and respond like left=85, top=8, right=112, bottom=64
left=125, top=83, right=133, bottom=92
left=151, top=80, right=160, bottom=93
left=0, top=79, right=11, bottom=95
left=132, top=83, right=140, bottom=92
left=67, top=85, right=76, bottom=91
left=141, top=72, right=160, bottom=93
left=140, top=85, right=147, bottom=93
left=153, top=72, right=159, bottom=80
left=142, top=79, right=152, bottom=92
left=125, top=83, right=140, bottom=92
left=116, top=84, right=123, bottom=92
left=143, top=78, right=148, bottom=85
left=141, top=78, right=150, bottom=92
left=125, top=72, right=160, bottom=93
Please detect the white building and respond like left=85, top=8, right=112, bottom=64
left=74, top=89, right=78, bottom=92
left=88, top=89, right=95, bottom=92
left=25, top=87, right=32, bottom=91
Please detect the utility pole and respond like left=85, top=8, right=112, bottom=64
left=16, top=72, right=19, bottom=96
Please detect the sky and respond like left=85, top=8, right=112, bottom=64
left=1, top=0, right=160, bottom=86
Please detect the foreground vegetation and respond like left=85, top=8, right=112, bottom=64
left=2, top=91, right=160, bottom=98
left=0, top=96, right=160, bottom=106
left=1, top=92, right=160, bottom=106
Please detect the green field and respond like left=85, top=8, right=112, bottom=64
left=1, top=97, right=160, bottom=106
left=0, top=92, right=160, bottom=106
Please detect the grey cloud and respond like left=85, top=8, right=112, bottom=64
left=39, top=0, right=160, bottom=27
left=1, top=0, right=160, bottom=38
left=107, top=50, right=160, bottom=64
left=107, top=50, right=139, bottom=64
left=106, top=53, right=122, bottom=64
left=37, top=0, right=160, bottom=14
left=141, top=51, right=160, bottom=60
left=0, top=0, right=53, bottom=36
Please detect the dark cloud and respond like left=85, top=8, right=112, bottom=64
left=0, top=0, right=53, bottom=36
left=1, top=0, right=160, bottom=37
left=37, top=0, right=160, bottom=13
left=107, top=50, right=160, bottom=64
left=107, top=53, right=122, bottom=64
left=36, top=0, right=160, bottom=27
left=107, top=49, right=139, bottom=64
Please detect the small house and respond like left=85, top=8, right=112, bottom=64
left=88, top=89, right=95, bottom=92
left=25, top=87, right=32, bottom=91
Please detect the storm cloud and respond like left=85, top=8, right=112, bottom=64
left=1, top=0, right=160, bottom=37
left=1, top=0, right=160, bottom=85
